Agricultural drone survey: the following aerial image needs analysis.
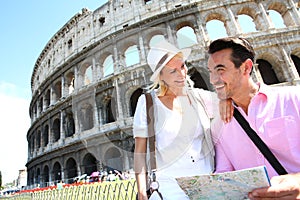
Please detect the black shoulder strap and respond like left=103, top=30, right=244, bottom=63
left=233, top=107, right=288, bottom=175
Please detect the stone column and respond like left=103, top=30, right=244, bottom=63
left=60, top=111, right=66, bottom=141
left=279, top=45, right=299, bottom=81
left=225, top=7, right=241, bottom=35
left=61, top=75, right=66, bottom=98
left=288, top=0, right=300, bottom=26
left=258, top=2, right=274, bottom=30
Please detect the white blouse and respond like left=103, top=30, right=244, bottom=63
left=133, top=91, right=213, bottom=179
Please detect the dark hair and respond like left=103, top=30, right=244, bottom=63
left=208, top=37, right=255, bottom=69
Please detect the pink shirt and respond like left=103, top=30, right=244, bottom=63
left=213, top=83, right=300, bottom=178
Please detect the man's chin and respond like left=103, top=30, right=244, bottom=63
left=217, top=93, right=228, bottom=100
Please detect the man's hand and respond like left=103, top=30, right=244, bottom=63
left=248, top=173, right=300, bottom=199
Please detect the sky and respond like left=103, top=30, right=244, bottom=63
left=0, top=0, right=107, bottom=185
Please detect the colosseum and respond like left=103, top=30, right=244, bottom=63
left=26, top=0, right=300, bottom=187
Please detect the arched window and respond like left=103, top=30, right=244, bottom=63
left=268, top=10, right=285, bottom=28
left=36, top=131, right=41, bottom=149
left=291, top=55, right=300, bottom=76
left=82, top=153, right=97, bottom=175
left=238, top=14, right=257, bottom=33
left=43, top=166, right=49, bottom=186
left=65, top=113, right=75, bottom=137
left=103, top=55, right=114, bottom=77
left=130, top=88, right=143, bottom=116
left=206, top=20, right=227, bottom=40
left=43, top=125, right=49, bottom=147
left=125, top=45, right=140, bottom=66
left=149, top=35, right=165, bottom=47
left=176, top=26, right=198, bottom=49
left=104, top=147, right=122, bottom=171
left=80, top=104, right=94, bottom=131
left=106, top=99, right=115, bottom=123
left=188, top=68, right=209, bottom=90
left=84, top=65, right=93, bottom=85
left=53, top=162, right=62, bottom=182
left=257, top=59, right=280, bottom=85
left=65, top=158, right=77, bottom=183
left=45, top=90, right=50, bottom=107
left=53, top=118, right=60, bottom=142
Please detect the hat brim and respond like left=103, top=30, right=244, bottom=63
left=149, top=48, right=191, bottom=82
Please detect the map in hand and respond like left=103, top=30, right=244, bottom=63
left=176, top=166, right=270, bottom=200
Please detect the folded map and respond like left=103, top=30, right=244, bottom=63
left=176, top=166, right=270, bottom=200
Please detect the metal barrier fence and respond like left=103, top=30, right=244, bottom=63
left=2, top=179, right=137, bottom=200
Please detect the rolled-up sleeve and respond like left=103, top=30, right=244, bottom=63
left=133, top=94, right=148, bottom=138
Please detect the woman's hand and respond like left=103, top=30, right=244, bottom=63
left=219, top=99, right=233, bottom=123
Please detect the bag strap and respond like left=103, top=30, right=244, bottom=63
left=145, top=92, right=156, bottom=171
left=233, top=107, right=288, bottom=175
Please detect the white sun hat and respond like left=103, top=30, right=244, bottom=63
left=147, top=40, right=191, bottom=82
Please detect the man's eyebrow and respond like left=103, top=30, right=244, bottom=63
left=214, top=64, right=225, bottom=70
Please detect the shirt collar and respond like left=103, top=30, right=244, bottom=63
left=256, top=82, right=270, bottom=100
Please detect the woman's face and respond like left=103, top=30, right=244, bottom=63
left=160, top=54, right=187, bottom=89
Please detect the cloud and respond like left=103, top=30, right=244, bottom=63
left=0, top=82, right=30, bottom=184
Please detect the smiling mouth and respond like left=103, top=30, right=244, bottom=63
left=214, top=84, right=225, bottom=90
left=175, top=80, right=185, bottom=83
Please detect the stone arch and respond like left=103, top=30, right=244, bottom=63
left=78, top=59, right=93, bottom=88
left=53, top=118, right=60, bottom=142
left=105, top=99, right=116, bottom=123
left=205, top=12, right=228, bottom=40
left=45, top=89, right=50, bottom=108
left=125, top=45, right=140, bottom=67
left=176, top=25, right=198, bottom=49
left=65, top=71, right=75, bottom=95
left=36, top=168, right=41, bottom=185
left=64, top=109, right=75, bottom=137
left=129, top=88, right=143, bottom=117
left=116, top=36, right=139, bottom=67
left=36, top=130, right=41, bottom=149
left=65, top=157, right=77, bottom=183
left=53, top=80, right=62, bottom=103
left=43, top=165, right=50, bottom=186
left=257, top=59, right=280, bottom=85
left=235, top=5, right=258, bottom=33
left=104, top=147, right=122, bottom=171
left=103, top=54, right=114, bottom=77
left=38, top=97, right=43, bottom=114
left=149, top=34, right=166, bottom=47
left=79, top=103, right=94, bottom=131
left=291, top=54, right=300, bottom=76
left=43, top=124, right=49, bottom=147
left=267, top=1, right=294, bottom=27
left=144, top=26, right=167, bottom=47
left=256, top=50, right=284, bottom=82
left=188, top=66, right=210, bottom=90
left=82, top=153, right=97, bottom=175
left=52, top=161, right=62, bottom=182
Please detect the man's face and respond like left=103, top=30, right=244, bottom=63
left=207, top=48, right=244, bottom=100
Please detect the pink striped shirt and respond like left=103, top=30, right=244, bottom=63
left=213, top=83, right=300, bottom=178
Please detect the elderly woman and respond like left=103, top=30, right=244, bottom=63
left=134, top=40, right=231, bottom=200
